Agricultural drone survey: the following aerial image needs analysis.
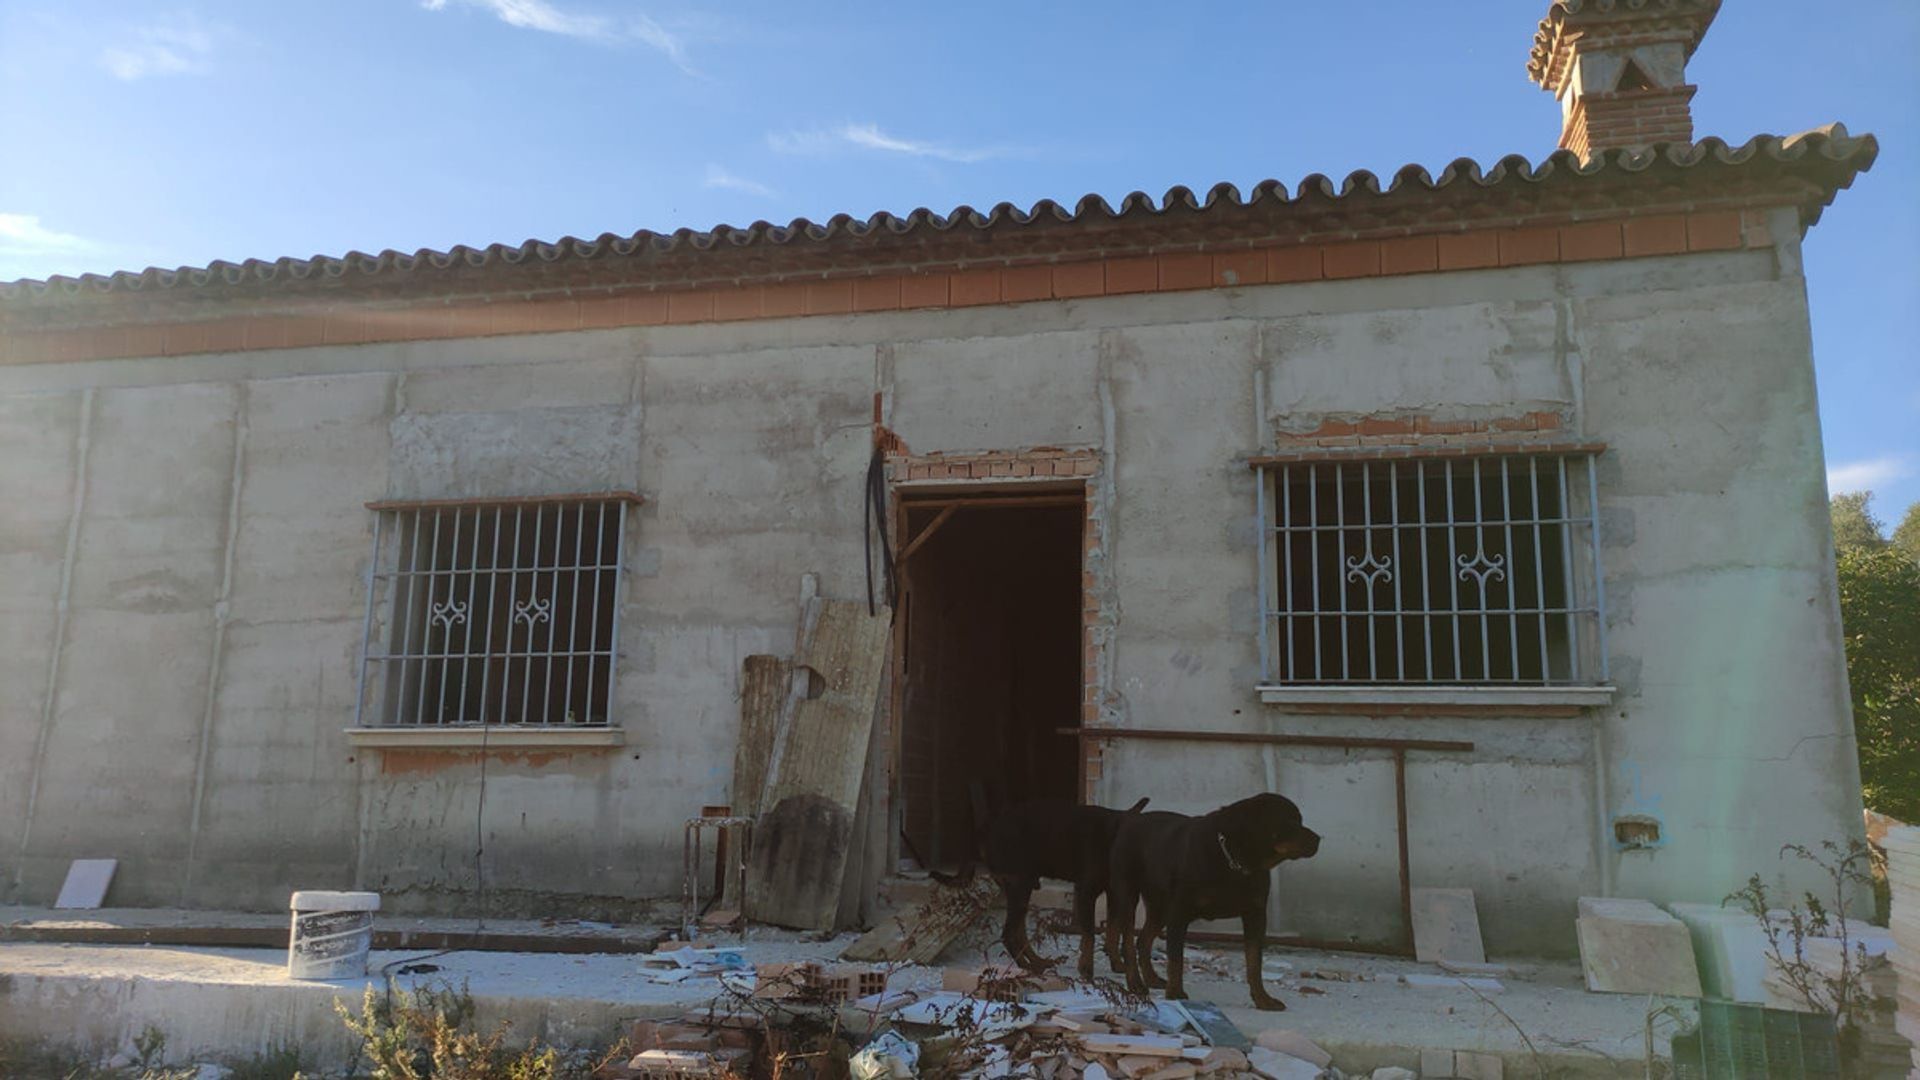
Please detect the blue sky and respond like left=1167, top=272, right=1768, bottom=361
left=2, top=1, right=1915, bottom=525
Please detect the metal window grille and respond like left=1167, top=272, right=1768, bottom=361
left=1255, top=453, right=1607, bottom=686
left=354, top=495, right=633, bottom=727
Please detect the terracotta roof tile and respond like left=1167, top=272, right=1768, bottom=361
left=0, top=126, right=1875, bottom=314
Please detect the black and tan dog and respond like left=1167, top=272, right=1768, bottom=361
left=1106, top=792, right=1320, bottom=1010
left=933, top=796, right=1149, bottom=978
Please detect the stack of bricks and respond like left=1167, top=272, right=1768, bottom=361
left=1259, top=411, right=1603, bottom=463
left=1274, top=411, right=1566, bottom=446
left=751, top=960, right=887, bottom=1004
left=889, top=446, right=1098, bottom=483
left=1561, top=86, right=1696, bottom=160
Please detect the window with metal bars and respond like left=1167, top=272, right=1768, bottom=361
left=354, top=495, right=635, bottom=728
left=1255, top=453, right=1607, bottom=687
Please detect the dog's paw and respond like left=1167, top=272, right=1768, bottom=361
left=1252, top=996, right=1288, bottom=1012
left=1164, top=988, right=1188, bottom=1001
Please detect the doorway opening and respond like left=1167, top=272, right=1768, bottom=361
left=894, top=487, right=1086, bottom=873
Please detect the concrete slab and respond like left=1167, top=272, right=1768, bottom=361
left=52, top=860, right=117, bottom=909
left=1666, top=902, right=1770, bottom=1002
left=0, top=904, right=669, bottom=953
left=0, top=935, right=1683, bottom=1077
left=1575, top=898, right=1702, bottom=997
left=1409, top=888, right=1485, bottom=965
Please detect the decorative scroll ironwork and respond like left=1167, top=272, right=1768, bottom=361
left=512, top=597, right=552, bottom=627
left=427, top=600, right=468, bottom=630
left=1345, top=552, right=1394, bottom=587
left=1455, top=548, right=1507, bottom=588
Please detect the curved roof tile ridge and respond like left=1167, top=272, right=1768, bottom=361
left=0, top=127, right=1876, bottom=302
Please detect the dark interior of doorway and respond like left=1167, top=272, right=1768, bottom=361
left=897, top=493, right=1083, bottom=872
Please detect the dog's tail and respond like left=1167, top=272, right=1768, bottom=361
left=1125, top=796, right=1149, bottom=813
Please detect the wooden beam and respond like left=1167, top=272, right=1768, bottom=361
left=897, top=504, right=958, bottom=563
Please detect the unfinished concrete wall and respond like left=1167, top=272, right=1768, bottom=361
left=0, top=222, right=1860, bottom=950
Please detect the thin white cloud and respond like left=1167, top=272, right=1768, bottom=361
left=629, top=13, right=696, bottom=76
left=422, top=0, right=698, bottom=75
left=767, top=123, right=1007, bottom=164
left=97, top=20, right=216, bottom=81
left=703, top=165, right=775, bottom=198
left=0, top=213, right=109, bottom=283
left=423, top=0, right=607, bottom=38
left=0, top=214, right=95, bottom=259
left=1828, top=456, right=1913, bottom=494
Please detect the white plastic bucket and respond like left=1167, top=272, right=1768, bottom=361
left=288, top=890, right=379, bottom=980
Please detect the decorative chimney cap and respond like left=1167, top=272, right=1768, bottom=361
left=1527, top=0, right=1720, bottom=93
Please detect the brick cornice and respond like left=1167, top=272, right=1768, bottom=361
left=0, top=209, right=1779, bottom=367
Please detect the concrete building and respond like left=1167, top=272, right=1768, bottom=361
left=0, top=2, right=1878, bottom=953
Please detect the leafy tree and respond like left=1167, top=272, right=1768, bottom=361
left=1834, top=533, right=1920, bottom=822
left=1830, top=491, right=1886, bottom=552
left=1892, top=501, right=1920, bottom=565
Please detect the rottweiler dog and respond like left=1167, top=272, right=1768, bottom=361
left=1106, top=792, right=1320, bottom=1010
left=933, top=796, right=1149, bottom=978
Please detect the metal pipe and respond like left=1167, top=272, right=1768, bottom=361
left=352, top=512, right=383, bottom=729
left=606, top=503, right=629, bottom=727
left=1586, top=455, right=1610, bottom=681
left=1281, top=466, right=1293, bottom=682
left=1395, top=748, right=1412, bottom=950
left=1255, top=466, right=1271, bottom=684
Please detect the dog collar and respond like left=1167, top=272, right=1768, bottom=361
left=1216, top=833, right=1249, bottom=875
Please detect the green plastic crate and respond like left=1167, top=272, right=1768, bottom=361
left=1671, top=1000, right=1842, bottom=1079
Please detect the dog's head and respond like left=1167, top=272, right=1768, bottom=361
left=1215, top=792, right=1321, bottom=869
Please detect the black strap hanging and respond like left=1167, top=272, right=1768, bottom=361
left=863, top=446, right=897, bottom=616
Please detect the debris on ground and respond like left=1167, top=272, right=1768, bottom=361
left=639, top=944, right=751, bottom=985
left=1397, top=972, right=1504, bottom=993
left=1250, top=1030, right=1329, bottom=1068
left=594, top=963, right=1348, bottom=1080
left=841, top=875, right=1000, bottom=964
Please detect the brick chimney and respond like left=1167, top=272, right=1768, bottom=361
left=1528, top=0, right=1720, bottom=160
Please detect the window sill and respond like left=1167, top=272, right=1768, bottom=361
left=344, top=726, right=625, bottom=749
left=1257, top=685, right=1615, bottom=714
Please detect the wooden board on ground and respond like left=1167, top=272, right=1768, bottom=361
left=835, top=659, right=892, bottom=930
left=1077, top=1034, right=1186, bottom=1058
left=745, top=599, right=891, bottom=931
left=841, top=874, right=998, bottom=964
left=730, top=655, right=793, bottom=819
left=53, top=859, right=117, bottom=909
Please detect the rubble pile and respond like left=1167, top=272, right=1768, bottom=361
left=594, top=961, right=1368, bottom=1080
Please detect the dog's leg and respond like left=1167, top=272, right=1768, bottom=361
left=1073, top=881, right=1099, bottom=981
left=1111, top=881, right=1149, bottom=995
left=1103, top=906, right=1126, bottom=975
left=1240, top=903, right=1285, bottom=1011
left=1162, top=908, right=1191, bottom=1001
left=1136, top=905, right=1166, bottom=990
left=998, top=875, right=1056, bottom=970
